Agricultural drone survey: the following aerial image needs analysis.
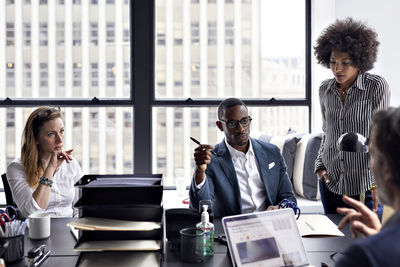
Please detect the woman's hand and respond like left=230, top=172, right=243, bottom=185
left=317, top=169, right=331, bottom=184
left=43, top=149, right=73, bottom=177
left=337, top=195, right=381, bottom=238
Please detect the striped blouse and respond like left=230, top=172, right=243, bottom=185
left=314, top=72, right=390, bottom=196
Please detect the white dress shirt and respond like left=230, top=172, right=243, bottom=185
left=6, top=158, right=83, bottom=218
left=224, top=139, right=267, bottom=213
left=196, top=139, right=268, bottom=213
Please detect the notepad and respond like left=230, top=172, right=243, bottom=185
left=74, top=240, right=161, bottom=252
left=296, top=214, right=344, bottom=237
left=67, top=217, right=161, bottom=231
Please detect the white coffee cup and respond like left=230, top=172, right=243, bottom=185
left=28, top=212, right=51, bottom=240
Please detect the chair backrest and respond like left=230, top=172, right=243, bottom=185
left=1, top=173, right=15, bottom=207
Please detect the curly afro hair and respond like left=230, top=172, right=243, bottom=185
left=314, top=17, right=379, bottom=73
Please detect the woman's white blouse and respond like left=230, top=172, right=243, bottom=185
left=6, top=158, right=83, bottom=218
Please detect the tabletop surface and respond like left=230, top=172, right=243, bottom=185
left=8, top=214, right=356, bottom=267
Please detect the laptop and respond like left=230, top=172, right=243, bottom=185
left=222, top=208, right=310, bottom=267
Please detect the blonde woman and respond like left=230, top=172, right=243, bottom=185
left=6, top=107, right=82, bottom=218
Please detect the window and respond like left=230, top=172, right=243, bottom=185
left=24, top=63, right=32, bottom=88
left=39, top=23, right=48, bottom=46
left=156, top=23, right=165, bottom=46
left=208, top=22, right=217, bottom=45
left=73, top=112, right=82, bottom=127
left=6, top=23, right=14, bottom=46
left=39, top=63, right=48, bottom=88
left=191, top=22, right=199, bottom=45
left=106, top=63, right=115, bottom=87
left=24, top=23, right=31, bottom=46
left=124, top=112, right=132, bottom=127
left=6, top=63, right=15, bottom=88
left=57, top=63, right=65, bottom=89
left=0, top=1, right=134, bottom=202
left=73, top=63, right=82, bottom=87
left=124, top=62, right=130, bottom=86
left=106, top=22, right=115, bottom=43
left=123, top=26, right=130, bottom=43
left=90, top=22, right=98, bottom=45
left=56, top=22, right=65, bottom=46
left=225, top=21, right=234, bottom=45
left=154, top=0, right=309, bottom=185
left=0, top=1, right=309, bottom=195
left=91, top=63, right=98, bottom=87
left=174, top=22, right=183, bottom=45
left=73, top=22, right=81, bottom=46
left=6, top=109, right=15, bottom=127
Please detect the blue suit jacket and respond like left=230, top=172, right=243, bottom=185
left=189, top=137, right=296, bottom=218
left=337, top=211, right=400, bottom=267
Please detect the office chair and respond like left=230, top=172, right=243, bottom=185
left=1, top=173, right=16, bottom=207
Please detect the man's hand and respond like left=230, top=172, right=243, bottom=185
left=337, top=195, right=381, bottom=238
left=193, top=144, right=214, bottom=185
left=371, top=187, right=379, bottom=212
left=317, top=169, right=331, bottom=184
left=267, top=205, right=278, bottom=211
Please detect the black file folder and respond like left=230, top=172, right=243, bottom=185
left=74, top=174, right=163, bottom=206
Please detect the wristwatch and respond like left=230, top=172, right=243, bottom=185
left=39, top=176, right=53, bottom=188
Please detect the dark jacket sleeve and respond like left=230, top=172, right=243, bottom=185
left=336, top=243, right=374, bottom=267
left=189, top=166, right=215, bottom=213
left=276, top=151, right=296, bottom=204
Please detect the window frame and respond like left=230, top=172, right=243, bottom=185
left=0, top=0, right=311, bottom=176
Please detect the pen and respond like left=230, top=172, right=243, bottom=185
left=190, top=137, right=217, bottom=155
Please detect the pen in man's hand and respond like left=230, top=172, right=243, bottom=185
left=190, top=137, right=217, bottom=155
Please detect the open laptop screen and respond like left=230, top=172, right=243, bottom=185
left=222, top=209, right=309, bottom=267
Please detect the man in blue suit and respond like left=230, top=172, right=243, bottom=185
left=189, top=98, right=296, bottom=218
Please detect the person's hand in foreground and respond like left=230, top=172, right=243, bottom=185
left=337, top=195, right=382, bottom=238
left=371, top=187, right=379, bottom=212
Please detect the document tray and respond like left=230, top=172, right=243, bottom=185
left=74, top=204, right=163, bottom=221
left=75, top=174, right=163, bottom=205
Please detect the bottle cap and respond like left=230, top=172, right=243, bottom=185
left=201, top=205, right=209, bottom=223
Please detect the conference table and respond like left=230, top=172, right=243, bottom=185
left=8, top=214, right=356, bottom=267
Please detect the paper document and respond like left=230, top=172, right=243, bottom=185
left=77, top=252, right=161, bottom=267
left=85, top=178, right=161, bottom=187
left=296, top=214, right=344, bottom=237
left=74, top=240, right=161, bottom=252
left=67, top=217, right=161, bottom=231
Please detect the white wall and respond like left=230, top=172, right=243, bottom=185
left=311, top=0, right=400, bottom=133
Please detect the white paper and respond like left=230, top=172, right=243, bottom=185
left=296, top=214, right=344, bottom=237
left=68, top=217, right=161, bottom=231
left=74, top=240, right=161, bottom=252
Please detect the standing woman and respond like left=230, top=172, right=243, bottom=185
left=6, top=107, right=83, bottom=218
left=314, top=18, right=390, bottom=216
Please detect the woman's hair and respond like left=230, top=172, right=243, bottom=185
left=21, top=106, right=63, bottom=187
left=314, top=17, right=379, bottom=73
left=371, top=107, right=400, bottom=189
